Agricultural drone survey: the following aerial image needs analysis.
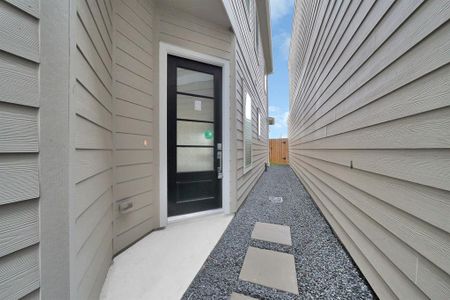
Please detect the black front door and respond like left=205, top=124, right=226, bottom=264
left=167, top=55, right=222, bottom=217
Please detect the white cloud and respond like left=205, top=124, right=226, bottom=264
left=270, top=0, right=294, bottom=22
left=269, top=105, right=280, bottom=114
left=282, top=111, right=289, bottom=126
left=273, top=32, right=291, bottom=60
left=268, top=106, right=289, bottom=138
left=281, top=35, right=291, bottom=59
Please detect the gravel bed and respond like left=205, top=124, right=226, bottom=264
left=182, top=166, right=375, bottom=300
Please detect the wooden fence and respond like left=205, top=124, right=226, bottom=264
left=269, top=138, right=289, bottom=164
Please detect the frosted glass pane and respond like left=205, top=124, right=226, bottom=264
left=177, top=121, right=214, bottom=146
left=177, top=68, right=214, bottom=97
left=177, top=147, right=214, bottom=172
left=177, top=94, right=214, bottom=122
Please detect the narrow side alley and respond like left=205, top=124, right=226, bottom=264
left=183, top=166, right=374, bottom=299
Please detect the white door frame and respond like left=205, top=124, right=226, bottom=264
left=159, top=42, right=231, bottom=227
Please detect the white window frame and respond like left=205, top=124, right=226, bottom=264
left=264, top=75, right=268, bottom=93
left=245, top=0, right=251, bottom=11
left=255, top=10, right=260, bottom=48
left=243, top=89, right=253, bottom=173
left=254, top=9, right=260, bottom=64
left=257, top=108, right=262, bottom=139
left=244, top=0, right=251, bottom=31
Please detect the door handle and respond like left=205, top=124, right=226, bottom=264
left=217, top=144, right=223, bottom=179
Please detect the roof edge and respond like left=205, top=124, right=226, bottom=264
left=257, top=0, right=273, bottom=74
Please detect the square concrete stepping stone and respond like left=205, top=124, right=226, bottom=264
left=239, top=247, right=299, bottom=295
left=229, top=292, right=257, bottom=300
left=251, top=222, right=292, bottom=246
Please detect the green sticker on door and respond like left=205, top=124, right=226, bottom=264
left=204, top=129, right=213, bottom=140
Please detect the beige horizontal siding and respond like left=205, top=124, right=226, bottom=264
left=157, top=3, right=232, bottom=61
left=0, top=1, right=40, bottom=298
left=20, top=289, right=39, bottom=300
left=0, top=51, right=39, bottom=107
left=0, top=245, right=39, bottom=300
left=72, top=0, right=114, bottom=298
left=113, top=0, right=156, bottom=254
left=224, top=0, right=268, bottom=208
left=0, top=0, right=39, bottom=62
left=289, top=0, right=450, bottom=299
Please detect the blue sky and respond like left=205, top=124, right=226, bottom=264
left=268, top=0, right=294, bottom=138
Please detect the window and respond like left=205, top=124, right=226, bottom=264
left=264, top=75, right=268, bottom=93
left=244, top=92, right=252, bottom=172
left=244, top=0, right=252, bottom=31
left=257, top=109, right=262, bottom=139
left=255, top=11, right=260, bottom=50
left=245, top=0, right=251, bottom=11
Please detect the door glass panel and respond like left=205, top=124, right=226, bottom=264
left=177, top=68, right=214, bottom=97
left=177, top=94, right=214, bottom=122
left=177, top=121, right=214, bottom=146
left=177, top=147, right=214, bottom=172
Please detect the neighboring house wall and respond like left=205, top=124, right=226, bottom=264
left=224, top=0, right=268, bottom=209
left=112, top=0, right=156, bottom=254
left=289, top=1, right=450, bottom=299
left=0, top=1, right=40, bottom=299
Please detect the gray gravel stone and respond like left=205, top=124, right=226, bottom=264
left=182, top=166, right=375, bottom=300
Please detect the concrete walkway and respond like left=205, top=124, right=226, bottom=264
left=100, top=214, right=233, bottom=300
left=183, top=166, right=375, bottom=299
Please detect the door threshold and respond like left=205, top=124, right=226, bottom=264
left=168, top=208, right=224, bottom=224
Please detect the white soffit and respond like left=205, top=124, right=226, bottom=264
left=157, top=0, right=231, bottom=28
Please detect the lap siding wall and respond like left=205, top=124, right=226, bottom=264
left=112, top=0, right=156, bottom=255
left=224, top=0, right=269, bottom=209
left=72, top=0, right=114, bottom=298
left=0, top=1, right=40, bottom=299
left=288, top=0, right=450, bottom=299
